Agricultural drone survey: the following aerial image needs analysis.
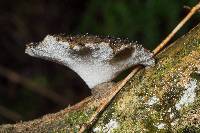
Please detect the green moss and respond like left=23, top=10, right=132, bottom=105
left=178, top=39, right=200, bottom=57
left=178, top=126, right=200, bottom=133
left=143, top=116, right=158, bottom=132
left=65, top=111, right=88, bottom=125
left=190, top=72, right=200, bottom=81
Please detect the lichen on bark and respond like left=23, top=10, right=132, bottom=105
left=0, top=23, right=200, bottom=133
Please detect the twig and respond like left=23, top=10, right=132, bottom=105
left=0, top=65, right=69, bottom=106
left=184, top=5, right=200, bottom=13
left=153, top=2, right=200, bottom=55
left=78, top=2, right=200, bottom=132
left=0, top=105, right=22, bottom=121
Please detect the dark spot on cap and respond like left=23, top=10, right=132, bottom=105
left=110, top=47, right=134, bottom=63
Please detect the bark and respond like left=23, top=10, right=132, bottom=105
left=1, top=23, right=200, bottom=133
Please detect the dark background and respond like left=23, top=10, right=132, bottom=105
left=0, top=0, right=199, bottom=124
